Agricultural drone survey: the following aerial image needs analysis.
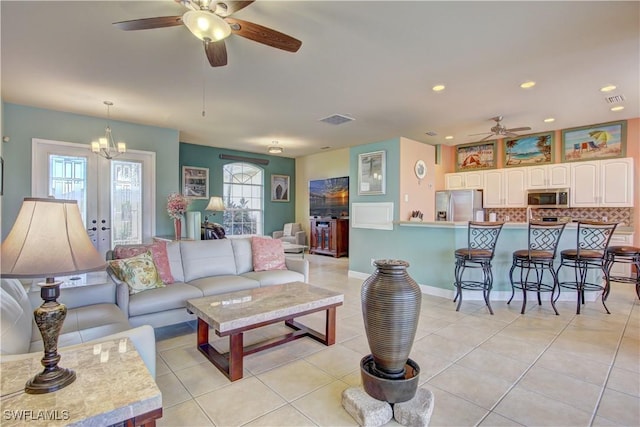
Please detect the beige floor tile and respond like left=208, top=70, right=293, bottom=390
left=493, top=385, right=592, bottom=426
left=606, top=366, right=640, bottom=397
left=160, top=344, right=209, bottom=371
left=518, top=365, right=602, bottom=413
left=292, top=380, right=358, bottom=426
left=174, top=361, right=231, bottom=397
left=156, top=332, right=195, bottom=352
left=412, top=333, right=474, bottom=362
left=244, top=338, right=325, bottom=375
left=591, top=415, right=625, bottom=426
left=196, top=376, right=286, bottom=426
left=433, top=322, right=498, bottom=347
left=304, top=344, right=364, bottom=378
left=497, top=324, right=558, bottom=345
left=425, top=384, right=489, bottom=426
left=340, top=369, right=361, bottom=387
left=597, top=387, right=640, bottom=426
left=478, top=411, right=524, bottom=426
left=534, top=347, right=610, bottom=386
left=155, top=354, right=171, bottom=376
left=456, top=348, right=530, bottom=383
left=478, top=334, right=547, bottom=364
left=613, top=336, right=640, bottom=373
left=428, top=364, right=513, bottom=410
left=408, top=340, right=455, bottom=382
left=155, top=372, right=192, bottom=408
left=244, top=404, right=317, bottom=427
left=257, top=359, right=334, bottom=401
left=340, top=334, right=371, bottom=356
left=157, top=399, right=214, bottom=427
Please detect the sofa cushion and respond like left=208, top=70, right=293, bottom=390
left=114, top=241, right=174, bottom=284
left=252, top=236, right=286, bottom=272
left=166, top=241, right=184, bottom=283
left=0, top=279, right=33, bottom=355
left=231, top=238, right=254, bottom=274
left=109, top=251, right=166, bottom=295
left=190, top=275, right=260, bottom=297
left=180, top=240, right=237, bottom=282
left=128, top=283, right=203, bottom=317
left=241, top=270, right=305, bottom=287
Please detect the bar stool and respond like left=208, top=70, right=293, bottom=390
left=453, top=221, right=504, bottom=315
left=508, top=221, right=566, bottom=315
left=555, top=221, right=618, bottom=314
left=605, top=246, right=640, bottom=300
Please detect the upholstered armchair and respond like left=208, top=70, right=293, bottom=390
left=273, top=223, right=306, bottom=246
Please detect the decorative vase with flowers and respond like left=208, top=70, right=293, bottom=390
left=167, top=193, right=190, bottom=240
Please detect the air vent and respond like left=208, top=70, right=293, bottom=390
left=319, top=114, right=355, bottom=125
left=320, top=146, right=331, bottom=150
left=425, top=131, right=438, bottom=137
left=604, top=94, right=625, bottom=104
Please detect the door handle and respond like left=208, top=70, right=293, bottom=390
left=101, top=226, right=110, bottom=231
left=88, top=227, right=97, bottom=231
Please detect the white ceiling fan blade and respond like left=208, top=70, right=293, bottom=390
left=506, top=126, right=531, bottom=132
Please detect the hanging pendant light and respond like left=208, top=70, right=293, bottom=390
left=91, top=101, right=127, bottom=160
left=268, top=141, right=283, bottom=154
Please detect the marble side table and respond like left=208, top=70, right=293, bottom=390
left=1, top=338, right=162, bottom=426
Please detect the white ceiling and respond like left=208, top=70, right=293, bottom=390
left=2, top=1, right=638, bottom=158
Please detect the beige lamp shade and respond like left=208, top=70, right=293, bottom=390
left=205, top=196, right=225, bottom=212
left=1, top=198, right=105, bottom=278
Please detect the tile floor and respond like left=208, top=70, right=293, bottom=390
left=154, top=254, right=639, bottom=426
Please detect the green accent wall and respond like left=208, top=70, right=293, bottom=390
left=1, top=103, right=180, bottom=238
left=179, top=143, right=296, bottom=236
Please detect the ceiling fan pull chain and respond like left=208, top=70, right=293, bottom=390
left=202, top=48, right=206, bottom=118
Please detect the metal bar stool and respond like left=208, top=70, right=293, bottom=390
left=508, top=221, right=567, bottom=315
left=453, top=221, right=504, bottom=315
left=555, top=221, right=618, bottom=314
left=605, top=246, right=640, bottom=300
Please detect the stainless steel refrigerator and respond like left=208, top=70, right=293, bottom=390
left=435, top=190, right=483, bottom=222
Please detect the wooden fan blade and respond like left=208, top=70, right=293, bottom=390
left=506, top=126, right=532, bottom=132
left=468, top=132, right=492, bottom=136
left=113, top=16, right=183, bottom=31
left=205, top=40, right=228, bottom=67
left=480, top=134, right=496, bottom=141
left=216, top=1, right=255, bottom=17
left=225, top=18, right=301, bottom=52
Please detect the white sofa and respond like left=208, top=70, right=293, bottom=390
left=0, top=278, right=157, bottom=378
left=107, top=238, right=309, bottom=329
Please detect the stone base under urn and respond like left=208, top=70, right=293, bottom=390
left=342, top=386, right=434, bottom=427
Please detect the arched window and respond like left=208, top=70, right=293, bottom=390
left=222, top=162, right=264, bottom=235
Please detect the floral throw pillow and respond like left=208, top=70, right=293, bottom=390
left=108, top=251, right=165, bottom=295
left=113, top=241, right=174, bottom=284
left=251, top=236, right=286, bottom=272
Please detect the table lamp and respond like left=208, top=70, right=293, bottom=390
left=203, top=196, right=225, bottom=239
left=1, top=198, right=105, bottom=394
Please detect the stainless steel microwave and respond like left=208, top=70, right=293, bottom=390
left=527, top=189, right=570, bottom=208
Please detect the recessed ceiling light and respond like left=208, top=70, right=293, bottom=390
left=432, top=85, right=445, bottom=92
left=445, top=136, right=454, bottom=140
left=600, top=85, right=617, bottom=92
left=543, top=117, right=555, bottom=123
left=610, top=106, right=625, bottom=112
left=520, top=81, right=536, bottom=89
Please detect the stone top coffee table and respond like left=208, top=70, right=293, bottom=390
left=186, top=281, right=343, bottom=381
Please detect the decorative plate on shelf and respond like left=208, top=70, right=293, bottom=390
left=414, top=160, right=426, bottom=179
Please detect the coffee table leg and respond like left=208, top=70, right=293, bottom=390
left=197, top=318, right=208, bottom=346
left=228, top=333, right=244, bottom=381
left=325, top=307, right=336, bottom=345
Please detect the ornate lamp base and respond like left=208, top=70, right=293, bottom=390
left=25, top=278, right=76, bottom=394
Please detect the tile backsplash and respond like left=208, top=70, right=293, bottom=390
left=485, top=207, right=633, bottom=227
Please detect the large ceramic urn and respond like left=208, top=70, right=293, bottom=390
left=361, top=259, right=421, bottom=394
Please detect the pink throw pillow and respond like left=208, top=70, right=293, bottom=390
left=113, top=241, right=174, bottom=284
left=252, top=236, right=286, bottom=272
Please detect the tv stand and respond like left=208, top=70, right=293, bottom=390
left=309, top=218, right=348, bottom=258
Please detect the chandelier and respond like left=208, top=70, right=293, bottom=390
left=91, top=101, right=126, bottom=159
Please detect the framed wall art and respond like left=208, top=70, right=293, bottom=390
left=503, top=132, right=554, bottom=167
left=271, top=174, right=290, bottom=202
left=182, top=166, right=209, bottom=199
left=455, top=141, right=497, bottom=172
left=561, top=120, right=626, bottom=162
left=358, top=150, right=386, bottom=195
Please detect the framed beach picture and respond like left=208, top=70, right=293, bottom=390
left=455, top=141, right=497, bottom=172
left=271, top=174, right=290, bottom=202
left=358, top=150, right=386, bottom=195
left=182, top=166, right=209, bottom=199
left=561, top=120, right=627, bottom=162
left=503, top=132, right=554, bottom=167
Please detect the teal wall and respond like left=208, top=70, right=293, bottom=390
left=1, top=103, right=180, bottom=238
left=179, top=143, right=296, bottom=236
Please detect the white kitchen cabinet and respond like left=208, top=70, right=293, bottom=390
left=571, top=158, right=634, bottom=207
left=445, top=171, right=484, bottom=190
left=483, top=168, right=527, bottom=208
left=527, top=164, right=570, bottom=189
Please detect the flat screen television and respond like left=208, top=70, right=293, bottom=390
left=309, top=176, right=349, bottom=218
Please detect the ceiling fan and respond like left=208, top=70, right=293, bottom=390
left=113, top=0, right=302, bottom=67
left=469, top=116, right=532, bottom=141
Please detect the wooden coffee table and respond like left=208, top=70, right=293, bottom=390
left=186, top=282, right=344, bottom=381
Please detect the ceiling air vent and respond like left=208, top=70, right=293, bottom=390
left=319, top=114, right=355, bottom=125
left=604, top=94, right=625, bottom=104
left=425, top=131, right=438, bottom=136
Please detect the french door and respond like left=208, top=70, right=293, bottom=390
left=32, top=139, right=155, bottom=257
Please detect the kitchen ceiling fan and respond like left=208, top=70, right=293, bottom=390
left=113, top=0, right=302, bottom=67
left=469, top=116, right=532, bottom=141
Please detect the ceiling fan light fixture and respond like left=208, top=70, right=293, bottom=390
left=268, top=141, right=283, bottom=154
left=520, top=81, right=536, bottom=89
left=183, top=10, right=231, bottom=41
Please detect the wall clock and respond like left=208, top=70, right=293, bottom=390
left=414, top=160, right=426, bottom=180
